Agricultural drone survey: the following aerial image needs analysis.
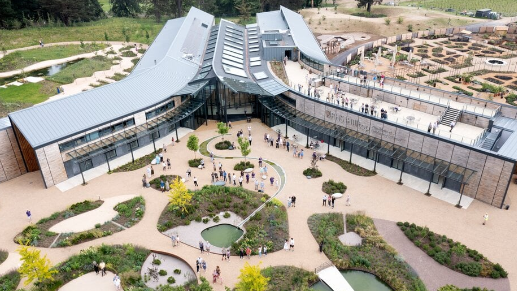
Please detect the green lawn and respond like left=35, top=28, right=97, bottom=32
left=47, top=56, right=114, bottom=84
left=0, top=43, right=107, bottom=72
left=0, top=80, right=58, bottom=117
left=401, top=0, right=517, bottom=16
left=0, top=17, right=166, bottom=50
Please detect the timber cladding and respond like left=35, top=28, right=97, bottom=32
left=0, top=128, right=26, bottom=182
left=12, top=124, right=39, bottom=172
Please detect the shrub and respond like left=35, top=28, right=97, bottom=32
left=397, top=16, right=404, bottom=24
left=202, top=218, right=209, bottom=224
left=152, top=259, right=161, bottom=265
left=322, top=180, right=347, bottom=194
left=167, top=276, right=176, bottom=284
left=213, top=216, right=220, bottom=223
left=215, top=140, right=232, bottom=150
left=455, top=262, right=482, bottom=277
left=303, top=168, right=322, bottom=178
left=223, top=212, right=231, bottom=218
left=0, top=270, right=21, bottom=291
left=492, top=263, right=508, bottom=278
left=159, top=269, right=167, bottom=276
left=188, top=159, right=202, bottom=167
left=174, top=269, right=181, bottom=274
left=434, top=251, right=451, bottom=265
left=234, top=161, right=254, bottom=171
left=120, top=270, right=140, bottom=287
left=384, top=18, right=391, bottom=25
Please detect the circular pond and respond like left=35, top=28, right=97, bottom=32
left=311, top=270, right=393, bottom=291
left=201, top=224, right=243, bottom=248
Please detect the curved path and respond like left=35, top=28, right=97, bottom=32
left=0, top=119, right=516, bottom=291
left=0, top=253, right=21, bottom=276
left=59, top=271, right=116, bottom=291
left=374, top=219, right=510, bottom=291
left=49, top=194, right=136, bottom=233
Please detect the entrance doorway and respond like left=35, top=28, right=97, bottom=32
left=285, top=50, right=292, bottom=60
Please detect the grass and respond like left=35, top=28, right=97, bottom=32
left=0, top=43, right=107, bottom=72
left=397, top=222, right=508, bottom=278
left=401, top=0, right=517, bottom=16
left=326, top=155, right=376, bottom=177
left=47, top=56, right=113, bottom=84
left=107, top=72, right=127, bottom=81
left=308, top=212, right=427, bottom=291
left=0, top=270, right=20, bottom=291
left=261, top=266, right=319, bottom=291
left=0, top=17, right=165, bottom=50
left=112, top=149, right=162, bottom=172
left=0, top=80, right=59, bottom=117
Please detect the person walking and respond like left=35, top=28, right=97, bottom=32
left=196, top=259, right=200, bottom=273
left=346, top=194, right=351, bottom=206
left=483, top=213, right=489, bottom=225
left=427, top=123, right=432, bottom=133
left=221, top=247, right=226, bottom=261
left=319, top=241, right=324, bottom=253
left=331, top=196, right=336, bottom=209
left=226, top=249, right=230, bottom=262
left=286, top=141, right=290, bottom=152
left=290, top=238, right=295, bottom=251
left=291, top=195, right=296, bottom=207
left=93, top=261, right=99, bottom=275
left=206, top=241, right=211, bottom=254
left=258, top=246, right=262, bottom=258
left=233, top=174, right=237, bottom=186
left=327, top=195, right=332, bottom=207
left=171, top=234, right=176, bottom=246
left=260, top=181, right=265, bottom=192
left=146, top=166, right=151, bottom=178
left=287, top=197, right=292, bottom=208
left=270, top=176, right=274, bottom=186
left=239, top=248, right=244, bottom=259
left=167, top=158, right=171, bottom=170
left=263, top=245, right=267, bottom=256
left=238, top=176, right=243, bottom=187
left=450, top=120, right=456, bottom=132
left=254, top=179, right=259, bottom=190
left=176, top=234, right=180, bottom=246
left=323, top=194, right=327, bottom=206
left=246, top=246, right=251, bottom=259
left=283, top=239, right=289, bottom=251
left=151, top=166, right=155, bottom=176
left=187, top=168, right=191, bottom=177
left=113, top=274, right=121, bottom=290
left=26, top=209, right=32, bottom=223
left=223, top=170, right=227, bottom=182
left=160, top=180, right=165, bottom=192
left=199, top=241, right=204, bottom=253
left=259, top=157, right=263, bottom=167
left=432, top=122, right=437, bottom=134
left=193, top=177, right=198, bottom=187
left=246, top=173, right=250, bottom=184
left=99, top=261, right=106, bottom=277
left=202, top=260, right=207, bottom=273
left=248, top=134, right=252, bottom=146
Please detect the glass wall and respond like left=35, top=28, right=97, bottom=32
left=301, top=52, right=324, bottom=72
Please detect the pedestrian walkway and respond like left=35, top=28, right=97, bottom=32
left=0, top=253, right=21, bottom=276
left=318, top=266, right=354, bottom=291
left=59, top=271, right=116, bottom=291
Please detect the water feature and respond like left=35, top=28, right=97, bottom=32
left=200, top=224, right=243, bottom=248
left=0, top=59, right=81, bottom=84
left=311, top=270, right=393, bottom=291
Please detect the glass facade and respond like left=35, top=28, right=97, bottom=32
left=146, top=100, right=176, bottom=120
left=300, top=52, right=324, bottom=72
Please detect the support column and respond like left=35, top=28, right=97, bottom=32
left=425, top=174, right=433, bottom=196
left=349, top=144, right=353, bottom=163
left=306, top=127, right=310, bottom=148
left=397, top=161, right=404, bottom=185
left=105, top=153, right=111, bottom=172
left=373, top=152, right=377, bottom=172
left=285, top=122, right=288, bottom=137
left=456, top=183, right=465, bottom=208
left=151, top=133, right=156, bottom=152
left=175, top=124, right=179, bottom=141
left=79, top=162, right=86, bottom=185
left=129, top=143, right=135, bottom=163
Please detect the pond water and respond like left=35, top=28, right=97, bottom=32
left=200, top=224, right=243, bottom=248
left=311, top=270, right=393, bottom=291
left=0, top=59, right=80, bottom=84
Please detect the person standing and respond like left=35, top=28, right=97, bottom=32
left=26, top=209, right=32, bottom=223
left=206, top=241, right=211, bottom=254
left=291, top=196, right=296, bottom=207
left=93, top=261, right=99, bottom=275
left=246, top=173, right=250, bottom=184
left=239, top=248, right=244, bottom=259
left=346, top=194, right=351, bottom=206
left=258, top=246, right=262, bottom=258
left=223, top=170, right=227, bottom=182
left=259, top=157, right=263, bottom=167
left=233, top=174, right=237, bottom=186
left=450, top=120, right=456, bottom=132
left=99, top=261, right=106, bottom=277
left=270, top=176, right=274, bottom=186
left=167, top=158, right=171, bottom=170
left=221, top=247, right=226, bottom=261
left=427, top=123, right=432, bottom=133
left=226, top=249, right=230, bottom=262
left=176, top=234, right=180, bottom=246
left=199, top=241, right=204, bottom=253
left=283, top=239, right=289, bottom=251
left=193, top=176, right=198, bottom=188
left=248, top=125, right=251, bottom=134
left=151, top=166, right=155, bottom=176
left=483, top=213, right=489, bottom=225
left=286, top=141, right=290, bottom=152
left=260, top=181, right=265, bottom=192
left=332, top=196, right=336, bottom=209
left=146, top=166, right=151, bottom=178
left=113, top=274, right=121, bottom=290
left=248, top=134, right=252, bottom=145
left=246, top=246, right=252, bottom=259
left=254, top=179, right=259, bottom=190
left=290, top=238, right=295, bottom=251
left=171, top=234, right=176, bottom=246
left=319, top=241, right=324, bottom=253
left=238, top=176, right=243, bottom=187
left=263, top=245, right=267, bottom=256
left=287, top=197, right=292, bottom=208
left=202, top=259, right=207, bottom=273
left=323, top=194, right=327, bottom=206
left=196, top=259, right=200, bottom=273
left=327, top=195, right=332, bottom=207
left=160, top=180, right=165, bottom=192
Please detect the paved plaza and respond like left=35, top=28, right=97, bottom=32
left=0, top=119, right=516, bottom=290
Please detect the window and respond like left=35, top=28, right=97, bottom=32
left=81, top=159, right=93, bottom=171
left=146, top=100, right=175, bottom=120
left=106, top=149, right=117, bottom=160
left=168, top=124, right=176, bottom=133
left=301, top=53, right=324, bottom=72
left=151, top=131, right=160, bottom=140
left=128, top=140, right=139, bottom=150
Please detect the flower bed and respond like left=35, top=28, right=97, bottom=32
left=407, top=71, right=426, bottom=78
left=308, top=213, right=426, bottom=290
left=188, top=158, right=202, bottom=167
left=322, top=179, right=347, bottom=194
left=397, top=222, right=508, bottom=278
left=14, top=200, right=104, bottom=247
left=215, top=140, right=232, bottom=150
left=326, top=155, right=376, bottom=177
left=112, top=149, right=162, bottom=172
left=150, top=175, right=182, bottom=191
left=261, top=266, right=318, bottom=291
left=157, top=186, right=288, bottom=254
left=234, top=161, right=254, bottom=171
left=0, top=270, right=20, bottom=291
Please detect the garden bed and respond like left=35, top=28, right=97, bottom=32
left=308, top=213, right=425, bottom=290
left=303, top=167, right=322, bottom=178
left=150, top=175, right=182, bottom=191
left=157, top=185, right=288, bottom=254
left=322, top=179, right=347, bottom=194
left=326, top=155, right=376, bottom=177
left=215, top=140, right=232, bottom=150
left=0, top=270, right=20, bottom=291
left=234, top=161, right=254, bottom=171
left=112, top=149, right=162, bottom=172
left=397, top=222, right=508, bottom=278
left=261, top=266, right=318, bottom=291
left=0, top=249, right=7, bottom=265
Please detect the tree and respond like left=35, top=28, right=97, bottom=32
left=186, top=134, right=199, bottom=158
left=217, top=122, right=229, bottom=140
left=110, top=0, right=142, bottom=17
left=17, top=245, right=57, bottom=286
left=236, top=0, right=251, bottom=23
left=355, top=0, right=375, bottom=13
left=237, top=137, right=251, bottom=162
left=235, top=262, right=269, bottom=291
left=168, top=176, right=192, bottom=215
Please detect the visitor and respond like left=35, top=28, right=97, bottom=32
left=246, top=173, right=250, bottom=184
left=151, top=166, right=155, bottom=176
left=159, top=152, right=164, bottom=163
left=160, top=180, right=165, bottom=192
left=291, top=195, right=296, bottom=207
left=146, top=166, right=151, bottom=178
left=327, top=195, right=332, bottom=207
left=193, top=177, right=198, bottom=188
left=199, top=241, right=204, bottom=253
left=346, top=194, right=351, bottom=206
left=99, top=261, right=106, bottom=276
left=239, top=248, right=244, bottom=259
left=163, top=143, right=167, bottom=153
left=202, top=259, right=207, bottom=273
left=228, top=121, right=232, bottom=129
left=264, top=164, right=268, bottom=175
left=332, top=196, right=336, bottom=209
left=428, top=123, right=432, bottom=133
left=171, top=234, right=176, bottom=246
left=270, top=176, right=274, bottom=186
left=113, top=274, right=121, bottom=290
left=287, top=196, right=292, bottom=208
left=300, top=149, right=304, bottom=159
left=162, top=161, right=166, bottom=171
left=259, top=157, right=263, bottom=167
left=323, top=194, right=327, bottom=206
left=483, top=213, right=489, bottom=225
left=246, top=246, right=251, bottom=259
left=26, top=209, right=32, bottom=223
left=196, top=259, right=200, bottom=273
left=260, top=181, right=265, bottom=192
left=187, top=168, right=191, bottom=177
left=248, top=134, right=252, bottom=145
left=450, top=120, right=456, bottom=132
left=222, top=247, right=227, bottom=260
left=167, top=158, right=171, bottom=170
left=275, top=179, right=280, bottom=189
left=165, top=179, right=170, bottom=191
left=142, top=175, right=147, bottom=188
left=223, top=170, right=227, bottom=182
left=93, top=261, right=99, bottom=275
left=432, top=122, right=437, bottom=134
left=239, top=176, right=243, bottom=187
left=176, top=234, right=180, bottom=246
left=216, top=266, right=222, bottom=284
left=263, top=245, right=267, bottom=256
left=258, top=246, right=262, bottom=257
left=319, top=241, right=324, bottom=253
left=233, top=173, right=237, bottom=186
left=226, top=249, right=230, bottom=261
left=248, top=125, right=251, bottom=134
left=286, top=140, right=290, bottom=152
left=200, top=159, right=205, bottom=169
left=290, top=238, right=295, bottom=251
left=283, top=239, right=289, bottom=251
left=171, top=137, right=175, bottom=146
left=206, top=241, right=211, bottom=254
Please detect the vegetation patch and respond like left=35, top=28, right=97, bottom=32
left=422, top=67, right=447, bottom=74
left=269, top=61, right=289, bottom=85
left=452, top=86, right=474, bottom=96
left=351, top=12, right=387, bottom=18
left=407, top=71, right=426, bottom=78
left=188, top=158, right=202, bottom=167
left=0, top=249, right=7, bottom=265
left=157, top=185, right=288, bottom=254
left=506, top=94, right=517, bottom=106
left=438, top=285, right=494, bottom=291
left=397, top=222, right=507, bottom=278
left=0, top=43, right=107, bottom=72
left=308, top=213, right=426, bottom=290
left=47, top=56, right=113, bottom=84
left=261, top=266, right=318, bottom=291
left=215, top=140, right=232, bottom=150
left=326, top=154, right=376, bottom=176
left=0, top=80, right=60, bottom=117
left=0, top=270, right=20, bottom=291
left=322, top=180, right=347, bottom=194
left=107, top=72, right=127, bottom=81
left=234, top=161, right=254, bottom=171
left=14, top=200, right=103, bottom=247
left=303, top=167, right=322, bottom=178
left=149, top=175, right=182, bottom=191
left=112, top=149, right=162, bottom=172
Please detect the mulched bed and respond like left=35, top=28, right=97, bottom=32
left=484, top=78, right=504, bottom=85
left=112, top=149, right=162, bottom=173
left=326, top=155, right=376, bottom=177
left=432, top=53, right=445, bottom=58
left=397, top=222, right=508, bottom=278
left=14, top=200, right=103, bottom=247
left=494, top=75, right=513, bottom=81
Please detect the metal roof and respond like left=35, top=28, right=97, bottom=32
left=493, top=116, right=517, bottom=160
left=0, top=117, right=11, bottom=130
left=256, top=10, right=288, bottom=31
left=258, top=79, right=289, bottom=95
left=8, top=7, right=214, bottom=149
left=280, top=6, right=330, bottom=64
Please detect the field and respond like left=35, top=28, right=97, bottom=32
left=0, top=80, right=59, bottom=117
left=401, top=0, right=517, bottom=16
left=0, top=43, right=107, bottom=72
left=0, top=17, right=165, bottom=50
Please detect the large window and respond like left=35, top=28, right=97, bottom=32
left=301, top=53, right=324, bottom=72
left=59, top=118, right=135, bottom=152
left=146, top=100, right=176, bottom=120
left=80, top=159, right=93, bottom=171
left=106, top=149, right=117, bottom=160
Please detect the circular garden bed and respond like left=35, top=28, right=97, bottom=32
left=215, top=140, right=232, bottom=150
left=322, top=180, right=347, bottom=194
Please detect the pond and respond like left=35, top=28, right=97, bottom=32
left=200, top=224, right=243, bottom=248
left=0, top=59, right=81, bottom=84
left=311, top=270, right=393, bottom=291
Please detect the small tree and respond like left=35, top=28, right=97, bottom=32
left=145, top=30, right=150, bottom=44
left=237, top=137, right=251, bottom=162
left=235, top=262, right=269, bottom=291
left=104, top=31, right=109, bottom=42
left=217, top=122, right=229, bottom=140
left=168, top=177, right=192, bottom=215
left=186, top=135, right=199, bottom=158
left=17, top=245, right=57, bottom=286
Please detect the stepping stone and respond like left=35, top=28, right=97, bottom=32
left=332, top=193, right=343, bottom=198
left=244, top=168, right=254, bottom=173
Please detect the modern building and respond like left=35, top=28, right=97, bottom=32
left=0, top=6, right=516, bottom=208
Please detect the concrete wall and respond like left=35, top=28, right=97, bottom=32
left=0, top=127, right=26, bottom=183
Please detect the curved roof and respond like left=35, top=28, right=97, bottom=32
left=9, top=7, right=214, bottom=148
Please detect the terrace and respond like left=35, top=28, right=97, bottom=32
left=282, top=61, right=487, bottom=146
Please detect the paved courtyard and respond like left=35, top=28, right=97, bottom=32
left=0, top=119, right=516, bottom=290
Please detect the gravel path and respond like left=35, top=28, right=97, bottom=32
left=374, top=219, right=510, bottom=291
